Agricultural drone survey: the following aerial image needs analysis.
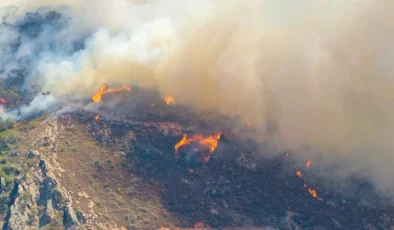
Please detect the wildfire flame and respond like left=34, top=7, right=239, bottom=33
left=296, top=168, right=323, bottom=201
left=174, top=132, right=221, bottom=162
left=13, top=123, right=20, bottom=129
left=92, top=85, right=132, bottom=103
left=305, top=160, right=312, bottom=169
left=296, top=170, right=303, bottom=178
left=308, top=188, right=322, bottom=200
left=164, top=93, right=175, bottom=105
left=95, top=115, right=100, bottom=121
left=246, top=120, right=254, bottom=130
left=0, top=98, right=7, bottom=104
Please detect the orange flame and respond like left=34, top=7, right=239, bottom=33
left=92, top=85, right=132, bottom=103
left=246, top=120, right=254, bottom=130
left=305, top=160, right=312, bottom=169
left=95, top=115, right=100, bottom=121
left=296, top=170, right=303, bottom=178
left=0, top=98, right=7, bottom=104
left=175, top=132, right=221, bottom=162
left=164, top=93, right=175, bottom=105
left=308, top=188, right=322, bottom=200
left=13, top=123, right=20, bottom=129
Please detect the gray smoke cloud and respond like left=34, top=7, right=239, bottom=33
left=2, top=0, right=394, bottom=194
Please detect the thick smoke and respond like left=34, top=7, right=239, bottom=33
left=2, top=0, right=394, bottom=193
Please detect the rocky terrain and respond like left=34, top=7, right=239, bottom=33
left=1, top=2, right=394, bottom=230
left=0, top=89, right=393, bottom=230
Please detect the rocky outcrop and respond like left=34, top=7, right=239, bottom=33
left=0, top=177, right=6, bottom=194
left=2, top=154, right=86, bottom=230
left=4, top=176, right=40, bottom=229
left=63, top=206, right=80, bottom=229
left=39, top=200, right=56, bottom=227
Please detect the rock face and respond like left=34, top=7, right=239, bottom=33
left=5, top=177, right=39, bottom=229
left=0, top=177, right=5, bottom=194
left=63, top=206, right=80, bottom=229
left=3, top=153, right=86, bottom=230
left=39, top=200, right=56, bottom=227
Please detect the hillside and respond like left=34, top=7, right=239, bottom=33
left=0, top=89, right=393, bottom=230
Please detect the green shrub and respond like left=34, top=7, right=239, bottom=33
left=92, top=160, right=103, bottom=171
left=0, top=118, right=15, bottom=132
left=0, top=129, right=20, bottom=151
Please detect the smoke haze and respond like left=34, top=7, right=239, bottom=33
left=2, top=0, right=394, bottom=193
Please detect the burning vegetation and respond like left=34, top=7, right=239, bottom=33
left=294, top=160, right=322, bottom=201
left=175, top=132, right=222, bottom=162
left=296, top=170, right=303, bottom=179
left=246, top=120, right=254, bottom=130
left=92, top=85, right=132, bottom=103
left=305, top=160, right=312, bottom=169
left=308, top=188, right=323, bottom=201
left=164, top=93, right=175, bottom=105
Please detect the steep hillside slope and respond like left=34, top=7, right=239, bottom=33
left=1, top=104, right=394, bottom=229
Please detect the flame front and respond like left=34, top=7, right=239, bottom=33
left=295, top=169, right=322, bottom=200
left=95, top=115, right=100, bottom=121
left=305, top=160, right=312, bottom=169
left=92, top=85, right=132, bottom=103
left=164, top=93, right=175, bottom=105
left=296, top=170, right=303, bottom=178
left=308, top=188, right=322, bottom=200
left=174, top=132, right=221, bottom=162
left=0, top=98, right=7, bottom=104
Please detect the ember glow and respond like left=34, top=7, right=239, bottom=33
left=308, top=188, right=322, bottom=201
left=246, top=120, right=254, bottom=130
left=92, top=85, right=132, bottom=103
left=0, top=98, right=7, bottom=104
left=174, top=132, right=221, bottom=162
left=95, top=115, right=100, bottom=121
left=295, top=168, right=323, bottom=201
left=296, top=170, right=303, bottom=178
left=305, top=160, right=312, bottom=169
left=164, top=93, right=175, bottom=105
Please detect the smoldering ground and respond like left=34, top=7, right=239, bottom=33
left=1, top=0, right=394, bottom=194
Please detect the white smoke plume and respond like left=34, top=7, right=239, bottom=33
left=2, top=0, right=394, bottom=193
left=10, top=94, right=57, bottom=119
